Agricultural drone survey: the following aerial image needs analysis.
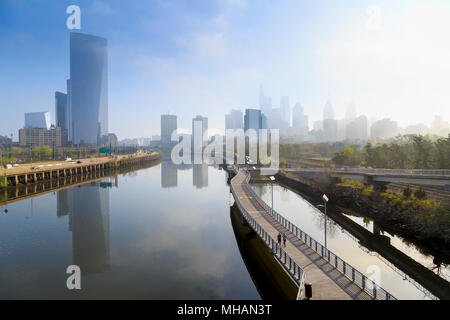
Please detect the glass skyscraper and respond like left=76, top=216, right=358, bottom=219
left=70, top=33, right=108, bottom=146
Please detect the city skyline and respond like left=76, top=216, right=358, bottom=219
left=1, top=0, right=450, bottom=140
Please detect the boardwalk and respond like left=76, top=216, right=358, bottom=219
left=231, top=168, right=395, bottom=300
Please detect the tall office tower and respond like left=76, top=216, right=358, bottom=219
left=192, top=115, right=208, bottom=153
left=70, top=33, right=108, bottom=146
left=292, top=103, right=309, bottom=136
left=346, top=115, right=368, bottom=141
left=25, top=112, right=51, bottom=130
left=323, top=100, right=335, bottom=121
left=261, top=113, right=268, bottom=130
left=66, top=79, right=73, bottom=143
left=322, top=100, right=337, bottom=141
left=259, top=86, right=272, bottom=115
left=280, top=96, right=290, bottom=127
left=371, top=118, right=398, bottom=140
left=55, top=92, right=68, bottom=131
left=244, top=109, right=263, bottom=132
left=225, top=110, right=243, bottom=130
left=345, top=102, right=357, bottom=121
left=161, top=114, right=177, bottom=146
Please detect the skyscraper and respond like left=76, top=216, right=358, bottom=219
left=225, top=110, right=243, bottom=130
left=292, top=103, right=309, bottom=136
left=280, top=96, right=290, bottom=128
left=192, top=115, right=208, bottom=153
left=55, top=92, right=68, bottom=131
left=161, top=114, right=177, bottom=147
left=25, top=112, right=51, bottom=130
left=70, top=33, right=108, bottom=146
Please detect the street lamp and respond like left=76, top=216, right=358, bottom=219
left=322, top=194, right=329, bottom=249
left=270, top=176, right=276, bottom=214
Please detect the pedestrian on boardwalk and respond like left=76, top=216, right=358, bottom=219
left=277, top=233, right=281, bottom=246
left=283, top=233, right=287, bottom=247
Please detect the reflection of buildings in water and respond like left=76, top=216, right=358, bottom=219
left=193, top=164, right=208, bottom=189
left=280, top=188, right=290, bottom=202
left=57, top=189, right=72, bottom=218
left=57, top=181, right=111, bottom=275
left=161, top=161, right=178, bottom=189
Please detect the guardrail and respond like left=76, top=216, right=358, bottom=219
left=241, top=170, right=397, bottom=300
left=230, top=172, right=306, bottom=299
left=285, top=167, right=450, bottom=176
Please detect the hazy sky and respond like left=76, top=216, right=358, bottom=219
left=1, top=0, right=449, bottom=140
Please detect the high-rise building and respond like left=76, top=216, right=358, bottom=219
left=25, top=112, right=51, bottom=130
left=161, top=114, right=177, bottom=146
left=70, top=33, right=108, bottom=146
left=192, top=115, right=208, bottom=153
left=280, top=96, right=290, bottom=127
left=259, top=86, right=272, bottom=115
left=292, top=103, right=309, bottom=136
left=225, top=110, right=243, bottom=130
left=244, top=109, right=263, bottom=132
left=346, top=115, right=368, bottom=141
left=323, top=100, right=335, bottom=121
left=55, top=92, right=68, bottom=132
left=66, top=79, right=73, bottom=143
left=371, top=118, right=398, bottom=140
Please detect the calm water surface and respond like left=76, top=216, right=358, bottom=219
left=1, top=162, right=448, bottom=300
left=251, top=183, right=449, bottom=300
left=0, top=163, right=259, bottom=299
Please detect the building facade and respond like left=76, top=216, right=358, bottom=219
left=161, top=114, right=177, bottom=146
left=70, top=33, right=108, bottom=146
left=19, top=126, right=68, bottom=147
left=25, top=112, right=51, bottom=130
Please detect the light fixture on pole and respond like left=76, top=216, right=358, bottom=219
left=270, top=176, right=275, bottom=214
left=322, top=194, right=329, bottom=249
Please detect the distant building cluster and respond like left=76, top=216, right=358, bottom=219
left=17, top=32, right=117, bottom=149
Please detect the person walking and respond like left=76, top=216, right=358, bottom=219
left=283, top=233, right=287, bottom=247
left=277, top=233, right=281, bottom=246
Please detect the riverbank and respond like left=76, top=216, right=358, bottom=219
left=275, top=170, right=450, bottom=255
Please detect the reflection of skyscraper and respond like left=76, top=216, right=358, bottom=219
left=57, top=189, right=72, bottom=218
left=71, top=184, right=110, bottom=274
left=161, top=161, right=178, bottom=189
left=57, top=182, right=111, bottom=275
left=193, top=164, right=208, bottom=189
left=70, top=33, right=108, bottom=146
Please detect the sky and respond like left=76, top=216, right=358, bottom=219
left=1, top=0, right=450, bottom=140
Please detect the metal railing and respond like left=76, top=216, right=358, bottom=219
left=230, top=173, right=306, bottom=299
left=285, top=167, right=450, bottom=177
left=240, top=169, right=397, bottom=300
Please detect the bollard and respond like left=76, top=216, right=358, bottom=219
left=304, top=283, right=313, bottom=300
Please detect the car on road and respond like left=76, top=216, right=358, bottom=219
left=77, top=161, right=83, bottom=164
left=64, top=157, right=72, bottom=162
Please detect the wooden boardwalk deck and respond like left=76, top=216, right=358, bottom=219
left=231, top=169, right=374, bottom=300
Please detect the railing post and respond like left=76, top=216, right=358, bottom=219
left=373, top=284, right=377, bottom=299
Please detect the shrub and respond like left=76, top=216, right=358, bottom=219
left=414, top=186, right=427, bottom=200
left=403, top=185, right=413, bottom=199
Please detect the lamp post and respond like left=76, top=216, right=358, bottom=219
left=322, top=194, right=329, bottom=249
left=270, top=176, right=276, bottom=214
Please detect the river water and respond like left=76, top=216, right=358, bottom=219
left=0, top=161, right=447, bottom=299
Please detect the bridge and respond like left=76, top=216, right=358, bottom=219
left=230, top=167, right=396, bottom=300
left=283, top=168, right=450, bottom=191
left=0, top=153, right=161, bottom=187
